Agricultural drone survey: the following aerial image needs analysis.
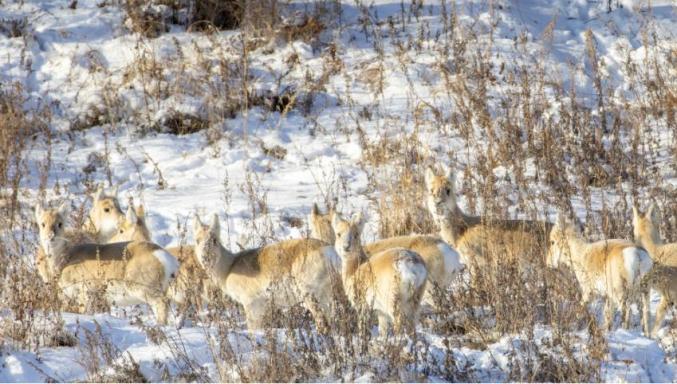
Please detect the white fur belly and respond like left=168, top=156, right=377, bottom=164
left=60, top=283, right=85, bottom=303
left=225, top=278, right=298, bottom=310
left=60, top=281, right=144, bottom=307
left=106, top=282, right=144, bottom=306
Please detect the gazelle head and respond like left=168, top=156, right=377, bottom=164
left=89, top=185, right=124, bottom=239
left=309, top=203, right=335, bottom=245
left=110, top=204, right=151, bottom=243
left=632, top=203, right=660, bottom=247
left=546, top=213, right=582, bottom=269
left=35, top=202, right=69, bottom=257
left=330, top=211, right=365, bottom=259
left=424, top=165, right=456, bottom=220
left=193, top=214, right=222, bottom=270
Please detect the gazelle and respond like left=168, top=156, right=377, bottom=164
left=310, top=204, right=463, bottom=305
left=640, top=263, right=677, bottom=337
left=424, top=165, right=552, bottom=276
left=88, top=185, right=125, bottom=243
left=36, top=202, right=179, bottom=325
left=547, top=214, right=652, bottom=330
left=331, top=212, right=428, bottom=335
left=633, top=204, right=677, bottom=267
left=193, top=213, right=340, bottom=331
left=632, top=203, right=677, bottom=337
left=106, top=205, right=218, bottom=321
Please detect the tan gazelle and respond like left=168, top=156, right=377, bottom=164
left=193, top=213, right=340, bottom=331
left=106, top=204, right=217, bottom=322
left=310, top=204, right=463, bottom=305
left=632, top=203, right=677, bottom=337
left=88, top=185, right=125, bottom=243
left=633, top=204, right=677, bottom=267
left=36, top=202, right=179, bottom=325
left=331, top=211, right=428, bottom=335
left=547, top=214, right=652, bottom=330
left=424, top=165, right=552, bottom=277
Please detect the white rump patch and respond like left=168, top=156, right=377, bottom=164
left=396, top=250, right=427, bottom=289
left=438, top=242, right=464, bottom=278
left=153, top=249, right=180, bottom=287
left=622, top=247, right=652, bottom=285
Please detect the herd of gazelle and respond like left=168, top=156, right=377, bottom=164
left=33, top=166, right=676, bottom=337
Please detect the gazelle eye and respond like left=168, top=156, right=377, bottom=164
left=41, top=223, right=45, bottom=228
left=104, top=208, right=110, bottom=213
left=445, top=187, right=451, bottom=195
left=119, top=229, right=124, bottom=234
left=57, top=222, right=62, bottom=228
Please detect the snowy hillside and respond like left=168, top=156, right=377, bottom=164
left=0, top=0, right=675, bottom=382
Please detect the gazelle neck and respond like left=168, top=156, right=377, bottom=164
left=213, top=242, right=237, bottom=281
left=437, top=206, right=475, bottom=246
left=637, top=228, right=661, bottom=257
left=561, top=235, right=587, bottom=269
left=341, top=247, right=367, bottom=283
left=41, top=238, right=71, bottom=277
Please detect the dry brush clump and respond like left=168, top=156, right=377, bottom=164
left=0, top=83, right=73, bottom=351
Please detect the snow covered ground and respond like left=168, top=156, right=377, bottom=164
left=1, top=0, right=675, bottom=381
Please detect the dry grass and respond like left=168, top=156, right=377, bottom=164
left=0, top=0, right=675, bottom=382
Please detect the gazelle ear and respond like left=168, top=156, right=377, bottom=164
left=135, top=204, right=145, bottom=219
left=424, top=166, right=437, bottom=188
left=331, top=210, right=342, bottom=229
left=554, top=210, right=565, bottom=229
left=57, top=202, right=69, bottom=218
left=632, top=204, right=641, bottom=227
left=352, top=212, right=366, bottom=233
left=570, top=217, right=583, bottom=235
left=210, top=214, right=220, bottom=237
left=311, top=203, right=320, bottom=217
left=35, top=204, right=44, bottom=223
left=125, top=205, right=137, bottom=223
left=94, top=185, right=104, bottom=201
left=193, top=214, right=203, bottom=235
left=444, top=165, right=456, bottom=186
left=647, top=203, right=659, bottom=223
left=111, top=185, right=119, bottom=197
